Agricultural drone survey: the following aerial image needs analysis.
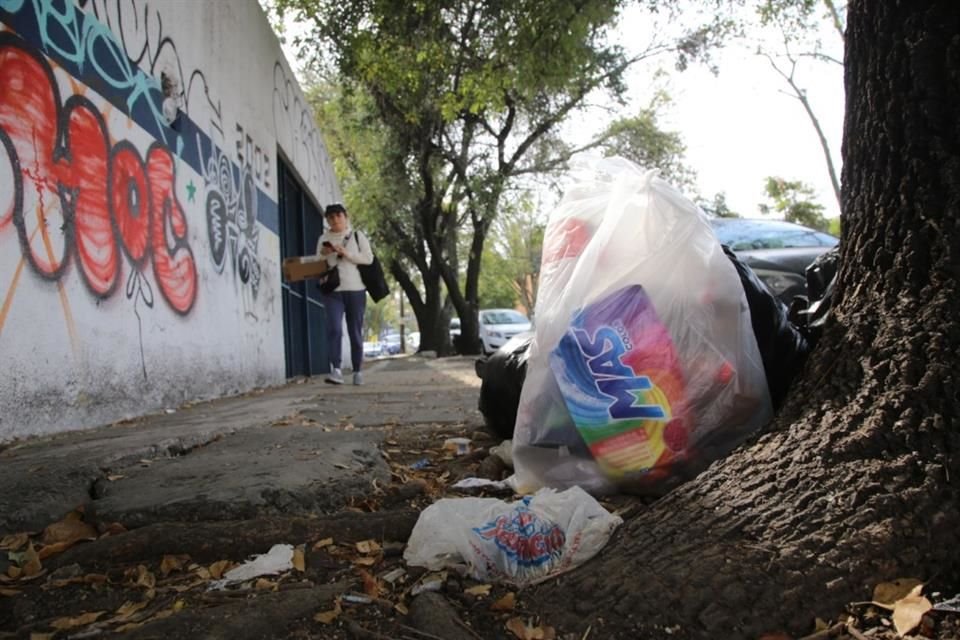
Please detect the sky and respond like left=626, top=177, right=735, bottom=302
left=634, top=45, right=844, bottom=219
left=590, top=5, right=846, bottom=219
left=274, top=3, right=846, bottom=220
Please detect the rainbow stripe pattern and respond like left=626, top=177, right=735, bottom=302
left=550, top=285, right=690, bottom=478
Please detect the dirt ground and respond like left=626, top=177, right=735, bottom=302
left=1, top=419, right=958, bottom=640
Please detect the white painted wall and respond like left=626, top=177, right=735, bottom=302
left=0, top=0, right=340, bottom=441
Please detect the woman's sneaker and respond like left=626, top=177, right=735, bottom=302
left=352, top=372, right=363, bottom=386
left=325, top=368, right=343, bottom=385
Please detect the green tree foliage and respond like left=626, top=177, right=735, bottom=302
left=363, top=296, right=396, bottom=341
left=599, top=92, right=697, bottom=192
left=477, top=248, right=517, bottom=310
left=478, top=195, right=545, bottom=315
left=698, top=191, right=740, bottom=218
left=760, top=176, right=830, bottom=231
left=274, top=0, right=723, bottom=354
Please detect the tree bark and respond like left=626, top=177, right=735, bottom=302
left=527, top=3, right=960, bottom=638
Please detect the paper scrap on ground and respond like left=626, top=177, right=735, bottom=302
left=209, top=544, right=294, bottom=589
left=451, top=477, right=512, bottom=490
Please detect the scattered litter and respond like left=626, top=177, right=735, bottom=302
left=451, top=477, right=511, bottom=491
left=164, top=409, right=175, bottom=414
left=381, top=568, right=406, bottom=584
left=410, top=571, right=447, bottom=596
left=934, top=594, right=960, bottom=612
left=404, top=486, right=621, bottom=587
left=209, top=544, right=294, bottom=589
left=489, top=440, right=514, bottom=467
left=443, top=437, right=472, bottom=456
left=342, top=593, right=373, bottom=604
left=410, top=458, right=431, bottom=470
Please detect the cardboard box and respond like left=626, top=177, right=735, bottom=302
left=282, top=256, right=328, bottom=282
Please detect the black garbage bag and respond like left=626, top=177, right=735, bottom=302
left=792, top=246, right=840, bottom=346
left=476, top=331, right=533, bottom=439
left=721, top=246, right=810, bottom=410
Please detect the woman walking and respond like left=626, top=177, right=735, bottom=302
left=317, top=203, right=373, bottom=385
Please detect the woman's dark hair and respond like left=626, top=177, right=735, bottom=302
left=324, top=203, right=347, bottom=217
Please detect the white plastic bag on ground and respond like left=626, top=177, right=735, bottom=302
left=511, top=157, right=772, bottom=495
left=403, top=486, right=621, bottom=587
left=209, top=543, right=294, bottom=589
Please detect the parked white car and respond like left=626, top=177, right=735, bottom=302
left=363, top=341, right=384, bottom=358
left=478, top=309, right=531, bottom=355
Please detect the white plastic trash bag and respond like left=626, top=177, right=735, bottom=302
left=403, top=486, right=621, bottom=587
left=511, top=157, right=772, bottom=495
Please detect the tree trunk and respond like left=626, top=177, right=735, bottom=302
left=528, top=3, right=960, bottom=638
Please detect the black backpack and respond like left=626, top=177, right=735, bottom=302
left=353, top=232, right=390, bottom=302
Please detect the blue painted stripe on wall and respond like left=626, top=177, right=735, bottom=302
left=0, top=1, right=280, bottom=235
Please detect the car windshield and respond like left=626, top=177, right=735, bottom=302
left=481, top=310, right=528, bottom=325
left=710, top=219, right=838, bottom=251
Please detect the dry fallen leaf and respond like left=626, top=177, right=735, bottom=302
left=107, top=474, right=126, bottom=481
left=0, top=587, right=21, bottom=597
left=128, top=565, right=155, bottom=589
left=111, top=600, right=149, bottom=622
left=353, top=556, right=377, bottom=567
left=29, top=633, right=54, bottom=640
left=358, top=568, right=381, bottom=598
left=873, top=578, right=924, bottom=609
left=893, top=584, right=932, bottom=637
left=314, top=599, right=342, bottom=624
left=208, top=560, right=233, bottom=580
left=293, top=546, right=306, bottom=572
left=465, top=584, right=492, bottom=597
left=355, top=539, right=382, bottom=554
left=37, top=541, right=73, bottom=561
left=20, top=543, right=42, bottom=577
left=313, top=537, right=334, bottom=550
left=48, top=573, right=109, bottom=588
left=255, top=578, right=277, bottom=590
left=492, top=592, right=517, bottom=611
left=50, top=610, right=105, bottom=630
left=160, top=554, right=191, bottom=576
left=0, top=533, right=29, bottom=551
left=41, top=515, right=97, bottom=546
left=505, top=616, right=556, bottom=640
left=394, top=601, right=409, bottom=615
left=100, top=522, right=128, bottom=536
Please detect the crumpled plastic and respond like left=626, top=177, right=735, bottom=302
left=209, top=543, right=294, bottom=589
left=403, top=486, right=621, bottom=587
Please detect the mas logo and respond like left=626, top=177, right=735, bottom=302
left=571, top=326, right=667, bottom=421
left=472, top=500, right=565, bottom=567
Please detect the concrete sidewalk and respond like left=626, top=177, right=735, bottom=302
left=0, top=356, right=483, bottom=535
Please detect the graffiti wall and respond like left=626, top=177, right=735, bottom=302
left=0, top=0, right=340, bottom=440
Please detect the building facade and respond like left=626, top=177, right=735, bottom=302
left=0, top=0, right=336, bottom=441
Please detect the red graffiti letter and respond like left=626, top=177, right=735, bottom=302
left=147, top=144, right=197, bottom=314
